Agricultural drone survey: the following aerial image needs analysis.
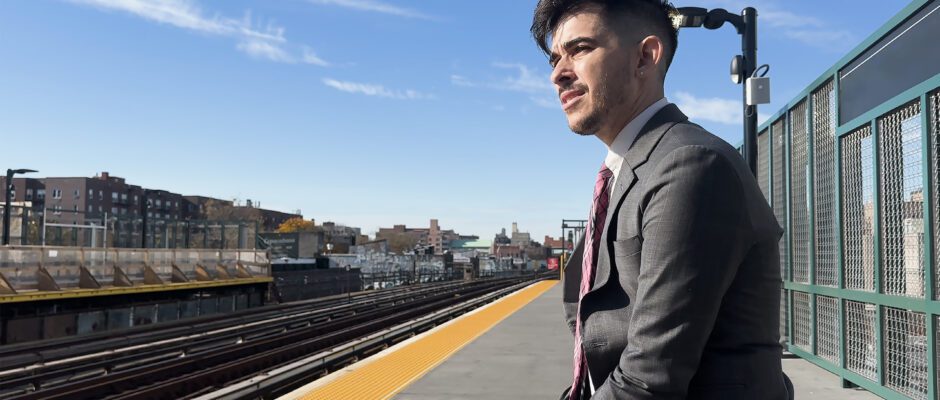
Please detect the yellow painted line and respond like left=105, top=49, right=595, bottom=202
left=296, top=280, right=557, bottom=400
left=0, top=277, right=273, bottom=303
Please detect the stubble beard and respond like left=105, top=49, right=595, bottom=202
left=568, top=81, right=610, bottom=137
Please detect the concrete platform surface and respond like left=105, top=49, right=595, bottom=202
left=783, top=357, right=879, bottom=400
left=396, top=281, right=881, bottom=400
left=395, top=281, right=571, bottom=399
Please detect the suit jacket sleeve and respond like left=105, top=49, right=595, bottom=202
left=563, top=236, right=585, bottom=336
left=593, top=145, right=753, bottom=400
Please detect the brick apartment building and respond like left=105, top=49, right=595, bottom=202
left=376, top=219, right=472, bottom=254
left=1, top=172, right=298, bottom=230
left=1, top=172, right=184, bottom=224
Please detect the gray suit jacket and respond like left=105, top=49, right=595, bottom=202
left=563, top=104, right=787, bottom=399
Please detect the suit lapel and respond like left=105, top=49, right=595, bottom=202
left=588, top=104, right=688, bottom=295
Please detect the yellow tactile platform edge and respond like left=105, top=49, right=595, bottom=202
left=0, top=277, right=273, bottom=303
left=295, top=280, right=557, bottom=400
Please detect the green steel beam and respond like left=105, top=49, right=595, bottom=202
left=785, top=115, right=795, bottom=345
left=789, top=346, right=913, bottom=400
left=758, top=0, right=934, bottom=132
left=807, top=93, right=818, bottom=355
left=921, top=92, right=937, bottom=400
left=837, top=73, right=940, bottom=138
left=834, top=75, right=845, bottom=292
left=834, top=74, right=849, bottom=375
left=781, top=281, right=940, bottom=314
left=871, top=118, right=885, bottom=386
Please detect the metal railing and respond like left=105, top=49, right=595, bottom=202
left=0, top=246, right=269, bottom=293
left=0, top=207, right=258, bottom=250
left=760, top=1, right=940, bottom=398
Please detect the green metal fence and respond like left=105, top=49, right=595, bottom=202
left=759, top=1, right=940, bottom=397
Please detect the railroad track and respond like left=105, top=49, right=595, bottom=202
left=0, top=275, right=546, bottom=399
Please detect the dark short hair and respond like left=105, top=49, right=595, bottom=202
left=531, top=0, right=678, bottom=73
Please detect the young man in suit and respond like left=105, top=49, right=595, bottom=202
left=531, top=1, right=789, bottom=399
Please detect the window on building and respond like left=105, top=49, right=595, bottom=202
left=156, top=199, right=162, bottom=207
left=73, top=205, right=78, bottom=212
left=52, top=189, right=61, bottom=199
left=134, top=195, right=138, bottom=204
left=121, top=193, right=127, bottom=201
left=111, top=207, right=117, bottom=214
left=88, top=189, right=93, bottom=197
left=25, top=189, right=32, bottom=200
left=88, top=205, right=93, bottom=212
left=98, top=190, right=103, bottom=200
left=37, top=189, right=45, bottom=200
left=112, top=192, right=118, bottom=201
left=74, top=189, right=80, bottom=199
left=98, top=206, right=103, bottom=212
left=147, top=212, right=152, bottom=218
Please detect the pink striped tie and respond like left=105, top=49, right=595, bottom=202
left=570, top=164, right=614, bottom=400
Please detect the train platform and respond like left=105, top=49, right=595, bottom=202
left=284, top=280, right=880, bottom=400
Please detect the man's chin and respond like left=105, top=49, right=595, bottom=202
left=566, top=118, right=597, bottom=136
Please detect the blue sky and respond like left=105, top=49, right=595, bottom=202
left=0, top=0, right=912, bottom=241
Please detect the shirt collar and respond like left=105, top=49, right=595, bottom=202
left=604, top=97, right=669, bottom=177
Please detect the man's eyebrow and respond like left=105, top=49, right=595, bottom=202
left=550, top=36, right=598, bottom=65
left=561, top=36, right=597, bottom=50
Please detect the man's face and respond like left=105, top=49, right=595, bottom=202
left=549, top=7, right=636, bottom=136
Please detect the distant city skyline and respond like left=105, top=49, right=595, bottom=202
left=0, top=0, right=912, bottom=241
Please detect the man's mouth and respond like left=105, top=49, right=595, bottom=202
left=560, top=89, right=585, bottom=110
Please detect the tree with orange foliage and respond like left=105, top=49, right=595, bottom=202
left=276, top=217, right=316, bottom=233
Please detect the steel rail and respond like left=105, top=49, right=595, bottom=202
left=9, top=278, right=527, bottom=400
left=0, top=280, right=484, bottom=393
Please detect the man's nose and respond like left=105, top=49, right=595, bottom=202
left=551, top=59, right=574, bottom=88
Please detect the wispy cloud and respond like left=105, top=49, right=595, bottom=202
left=450, top=74, right=476, bottom=87
left=783, top=29, right=855, bottom=47
left=452, top=62, right=557, bottom=109
left=322, top=78, right=435, bottom=100
left=693, top=0, right=855, bottom=51
left=491, top=62, right=555, bottom=94
left=67, top=0, right=332, bottom=65
left=302, top=47, right=331, bottom=66
left=305, top=0, right=438, bottom=20
left=237, top=38, right=293, bottom=63
left=674, top=92, right=741, bottom=125
left=529, top=96, right=559, bottom=109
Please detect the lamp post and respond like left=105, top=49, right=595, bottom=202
left=140, top=189, right=156, bottom=248
left=674, top=7, right=762, bottom=176
left=4, top=168, right=38, bottom=245
left=345, top=264, right=351, bottom=302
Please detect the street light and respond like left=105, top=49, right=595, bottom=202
left=4, top=168, right=38, bottom=245
left=345, top=264, right=352, bottom=302
left=140, top=189, right=157, bottom=248
left=674, top=6, right=765, bottom=176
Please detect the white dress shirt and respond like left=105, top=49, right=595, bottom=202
left=588, top=97, right=669, bottom=395
left=603, top=97, right=670, bottom=193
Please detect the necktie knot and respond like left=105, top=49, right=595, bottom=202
left=598, top=164, right=613, bottom=180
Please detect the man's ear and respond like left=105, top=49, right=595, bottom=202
left=636, top=35, right=664, bottom=77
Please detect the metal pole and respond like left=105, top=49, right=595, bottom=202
left=3, top=170, right=13, bottom=245
left=742, top=7, right=758, bottom=176
left=41, top=206, right=47, bottom=246
left=103, top=212, right=108, bottom=249
left=346, top=265, right=351, bottom=302
left=140, top=193, right=148, bottom=248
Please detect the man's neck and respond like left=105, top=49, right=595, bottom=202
left=596, top=94, right=662, bottom=146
